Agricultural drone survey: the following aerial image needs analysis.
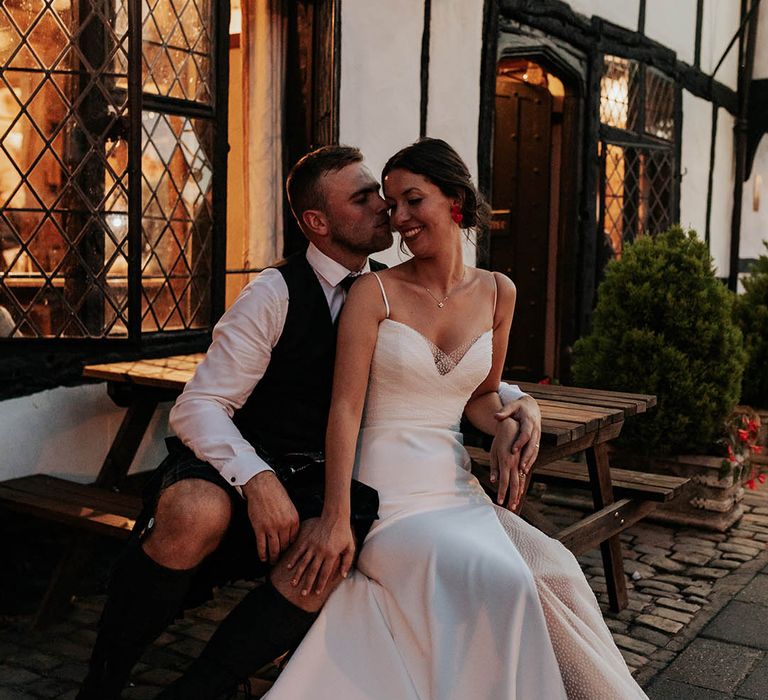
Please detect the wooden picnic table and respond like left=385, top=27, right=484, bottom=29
left=2, top=354, right=680, bottom=625
left=79, top=356, right=671, bottom=612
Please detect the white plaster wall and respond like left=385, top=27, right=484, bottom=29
left=427, top=0, right=484, bottom=182
left=700, top=0, right=741, bottom=91
left=680, top=90, right=712, bottom=239
left=339, top=0, right=486, bottom=268
left=0, top=384, right=170, bottom=482
left=741, top=136, right=768, bottom=259
left=339, top=0, right=421, bottom=269
left=754, top=5, right=768, bottom=80
left=710, top=107, right=736, bottom=275
left=427, top=0, right=485, bottom=266
left=644, top=0, right=697, bottom=65
left=567, top=0, right=640, bottom=31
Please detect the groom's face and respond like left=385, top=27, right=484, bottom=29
left=322, top=163, right=393, bottom=256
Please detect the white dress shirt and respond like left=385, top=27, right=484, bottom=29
left=169, top=243, right=529, bottom=488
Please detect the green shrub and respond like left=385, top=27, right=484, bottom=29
left=572, top=226, right=745, bottom=456
left=734, top=242, right=768, bottom=408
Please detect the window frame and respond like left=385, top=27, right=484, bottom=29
left=596, top=53, right=682, bottom=258
left=0, top=0, right=231, bottom=399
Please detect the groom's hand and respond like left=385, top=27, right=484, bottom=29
left=490, top=417, right=524, bottom=511
left=242, top=471, right=300, bottom=563
left=494, top=395, right=542, bottom=474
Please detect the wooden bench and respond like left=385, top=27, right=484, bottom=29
left=0, top=474, right=143, bottom=627
left=466, top=448, right=691, bottom=557
left=0, top=475, right=140, bottom=540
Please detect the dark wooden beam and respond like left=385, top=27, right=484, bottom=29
left=705, top=102, right=718, bottom=248
left=729, top=0, right=760, bottom=291
left=694, top=0, right=704, bottom=68
left=476, top=0, right=500, bottom=269
left=210, top=0, right=230, bottom=323
left=747, top=79, right=768, bottom=178
left=419, top=0, right=432, bottom=138
left=499, top=0, right=738, bottom=114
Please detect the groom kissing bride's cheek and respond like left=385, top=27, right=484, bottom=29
left=77, top=140, right=646, bottom=700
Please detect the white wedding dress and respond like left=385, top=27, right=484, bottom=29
left=265, top=287, right=648, bottom=699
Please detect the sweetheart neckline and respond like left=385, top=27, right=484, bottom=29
left=381, top=319, right=492, bottom=375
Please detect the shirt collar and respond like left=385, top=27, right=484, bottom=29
left=305, top=242, right=370, bottom=288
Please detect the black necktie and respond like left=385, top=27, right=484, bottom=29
left=339, top=274, right=359, bottom=294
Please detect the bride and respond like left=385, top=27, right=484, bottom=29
left=265, top=138, right=647, bottom=699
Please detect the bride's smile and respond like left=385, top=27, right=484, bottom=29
left=384, top=170, right=461, bottom=257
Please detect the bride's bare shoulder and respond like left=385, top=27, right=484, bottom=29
left=487, top=270, right=516, bottom=313
left=474, top=269, right=516, bottom=297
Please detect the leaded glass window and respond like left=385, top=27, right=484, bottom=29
left=598, top=55, right=677, bottom=260
left=0, top=0, right=223, bottom=340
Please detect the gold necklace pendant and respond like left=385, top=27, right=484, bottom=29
left=423, top=268, right=465, bottom=309
left=424, top=287, right=450, bottom=308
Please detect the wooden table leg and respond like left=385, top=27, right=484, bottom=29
left=585, top=441, right=629, bottom=612
left=33, top=535, right=96, bottom=629
left=95, top=393, right=159, bottom=489
left=34, top=393, right=159, bottom=626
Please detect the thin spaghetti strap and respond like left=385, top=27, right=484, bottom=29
left=372, top=272, right=391, bottom=318
left=491, top=271, right=498, bottom=318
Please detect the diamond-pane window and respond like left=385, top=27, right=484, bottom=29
left=599, top=56, right=639, bottom=132
left=140, top=111, right=212, bottom=332
left=601, top=143, right=674, bottom=258
left=598, top=55, right=676, bottom=264
left=141, top=0, right=212, bottom=103
left=0, top=0, right=222, bottom=341
left=645, top=68, right=675, bottom=141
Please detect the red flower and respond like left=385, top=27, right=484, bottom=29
left=728, top=445, right=736, bottom=461
left=538, top=377, right=551, bottom=385
left=759, top=473, right=767, bottom=484
left=747, top=479, right=757, bottom=490
left=738, top=429, right=750, bottom=442
left=753, top=445, right=763, bottom=454
left=748, top=419, right=759, bottom=433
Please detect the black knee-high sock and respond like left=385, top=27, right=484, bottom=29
left=156, top=581, right=318, bottom=699
left=77, top=541, right=195, bottom=700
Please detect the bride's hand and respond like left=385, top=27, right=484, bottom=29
left=285, top=514, right=356, bottom=596
left=490, top=417, right=524, bottom=511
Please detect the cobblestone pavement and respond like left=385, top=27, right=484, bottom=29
left=1, top=486, right=767, bottom=699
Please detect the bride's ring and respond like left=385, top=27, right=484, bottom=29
left=518, top=469, right=525, bottom=479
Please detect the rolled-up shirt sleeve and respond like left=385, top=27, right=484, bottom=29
left=169, top=269, right=289, bottom=487
left=498, top=382, right=528, bottom=404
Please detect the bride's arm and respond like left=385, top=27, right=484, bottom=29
left=464, top=273, right=516, bottom=433
left=464, top=273, right=523, bottom=508
left=325, top=274, right=385, bottom=516
left=287, top=274, right=385, bottom=596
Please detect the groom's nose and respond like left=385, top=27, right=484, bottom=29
left=373, top=192, right=388, bottom=213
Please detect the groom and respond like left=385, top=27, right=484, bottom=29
left=77, top=145, right=541, bottom=699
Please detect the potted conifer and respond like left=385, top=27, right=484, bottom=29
left=571, top=227, right=747, bottom=530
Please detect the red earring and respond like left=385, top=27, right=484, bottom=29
left=450, top=203, right=463, bottom=225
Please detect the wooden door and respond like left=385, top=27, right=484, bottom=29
left=491, top=78, right=552, bottom=379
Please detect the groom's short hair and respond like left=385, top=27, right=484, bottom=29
left=286, top=145, right=363, bottom=223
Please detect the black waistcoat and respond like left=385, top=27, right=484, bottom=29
left=232, top=252, right=385, bottom=458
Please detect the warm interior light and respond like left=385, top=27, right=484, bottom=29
left=230, top=0, right=241, bottom=35
left=601, top=76, right=629, bottom=129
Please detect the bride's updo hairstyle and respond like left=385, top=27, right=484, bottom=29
left=382, top=138, right=490, bottom=230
